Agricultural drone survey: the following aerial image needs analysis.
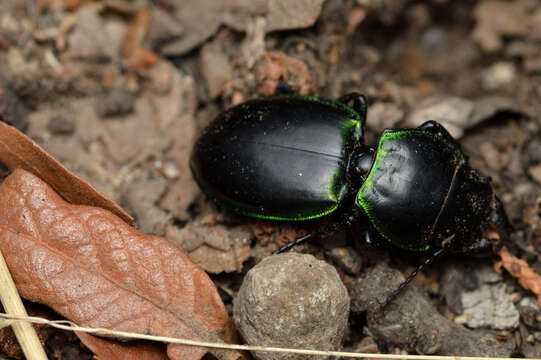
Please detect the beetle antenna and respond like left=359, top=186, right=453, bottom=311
left=272, top=233, right=312, bottom=254
left=382, top=246, right=449, bottom=308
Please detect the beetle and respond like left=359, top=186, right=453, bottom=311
left=190, top=93, right=510, bottom=301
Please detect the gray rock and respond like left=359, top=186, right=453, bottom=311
left=462, top=283, right=519, bottom=330
left=327, top=247, right=362, bottom=275
left=95, top=88, right=135, bottom=117
left=234, top=253, right=349, bottom=360
left=348, top=264, right=515, bottom=356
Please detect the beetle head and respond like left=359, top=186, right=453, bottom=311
left=432, top=166, right=511, bottom=255
left=350, top=146, right=375, bottom=187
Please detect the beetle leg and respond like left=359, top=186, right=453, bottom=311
left=272, top=233, right=312, bottom=254
left=382, top=246, right=449, bottom=308
left=417, top=120, right=458, bottom=144
left=338, top=93, right=367, bottom=122
left=338, top=93, right=367, bottom=139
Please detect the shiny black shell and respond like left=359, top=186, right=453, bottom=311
left=356, top=122, right=495, bottom=252
left=190, top=95, right=363, bottom=220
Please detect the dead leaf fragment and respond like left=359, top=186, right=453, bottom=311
left=406, top=96, right=473, bottom=138
left=167, top=222, right=252, bottom=273
left=473, top=0, right=530, bottom=52
left=495, top=246, right=541, bottom=307
left=0, top=169, right=240, bottom=360
left=161, top=0, right=325, bottom=56
left=188, top=245, right=252, bottom=274
left=0, top=121, right=134, bottom=226
left=76, top=331, right=168, bottom=360
left=255, top=51, right=314, bottom=95
left=528, top=165, right=541, bottom=185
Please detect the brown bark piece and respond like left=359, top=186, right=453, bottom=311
left=0, top=169, right=240, bottom=360
left=0, top=122, right=134, bottom=226
left=122, top=10, right=158, bottom=70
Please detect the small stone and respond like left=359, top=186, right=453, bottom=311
left=461, top=283, right=519, bottom=330
left=481, top=62, right=516, bottom=91
left=47, top=115, right=75, bottom=134
left=327, top=247, right=362, bottom=275
left=520, top=297, right=540, bottom=309
left=0, top=79, right=28, bottom=131
left=67, top=6, right=110, bottom=61
left=366, top=102, right=404, bottom=132
left=509, top=292, right=522, bottom=303
left=528, top=165, right=541, bottom=185
left=147, top=7, right=184, bottom=49
left=162, top=161, right=180, bottom=180
left=454, top=314, right=469, bottom=325
left=234, top=253, right=349, bottom=360
left=122, top=176, right=171, bottom=235
left=95, top=88, right=135, bottom=117
left=480, top=142, right=505, bottom=171
left=200, top=38, right=231, bottom=98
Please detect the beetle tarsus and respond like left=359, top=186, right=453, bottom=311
left=382, top=246, right=448, bottom=308
left=273, top=233, right=313, bottom=254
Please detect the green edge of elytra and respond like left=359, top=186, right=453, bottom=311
left=286, top=94, right=362, bottom=121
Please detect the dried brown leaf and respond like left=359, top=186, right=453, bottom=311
left=494, top=246, right=541, bottom=307
left=0, top=169, right=240, bottom=360
left=161, top=0, right=325, bottom=56
left=76, top=331, right=168, bottom=360
left=255, top=51, right=314, bottom=95
left=0, top=121, right=134, bottom=226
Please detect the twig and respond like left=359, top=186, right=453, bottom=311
left=0, top=249, right=48, bottom=360
left=0, top=312, right=521, bottom=360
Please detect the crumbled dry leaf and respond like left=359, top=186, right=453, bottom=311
left=200, top=36, right=233, bottom=98
left=122, top=10, right=158, bottom=70
left=406, top=96, right=473, bottom=138
left=255, top=51, right=314, bottom=95
left=65, top=6, right=110, bottom=61
left=167, top=222, right=252, bottom=274
left=161, top=0, right=325, bottom=56
left=528, top=165, right=541, bottom=185
left=494, top=246, right=541, bottom=307
left=0, top=121, right=134, bottom=225
left=38, top=0, right=92, bottom=11
left=0, top=169, right=240, bottom=360
left=188, top=245, right=252, bottom=274
left=473, top=0, right=530, bottom=52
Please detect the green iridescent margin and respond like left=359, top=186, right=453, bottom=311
left=286, top=94, right=361, bottom=120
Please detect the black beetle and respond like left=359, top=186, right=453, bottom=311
left=190, top=93, right=510, bottom=300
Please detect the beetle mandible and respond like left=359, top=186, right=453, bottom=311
left=190, top=93, right=511, bottom=300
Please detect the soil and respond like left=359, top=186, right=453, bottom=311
left=1, top=0, right=541, bottom=358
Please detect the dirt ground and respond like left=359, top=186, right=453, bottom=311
left=1, top=0, right=541, bottom=358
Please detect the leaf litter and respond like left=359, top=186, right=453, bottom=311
left=0, top=123, right=241, bottom=360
